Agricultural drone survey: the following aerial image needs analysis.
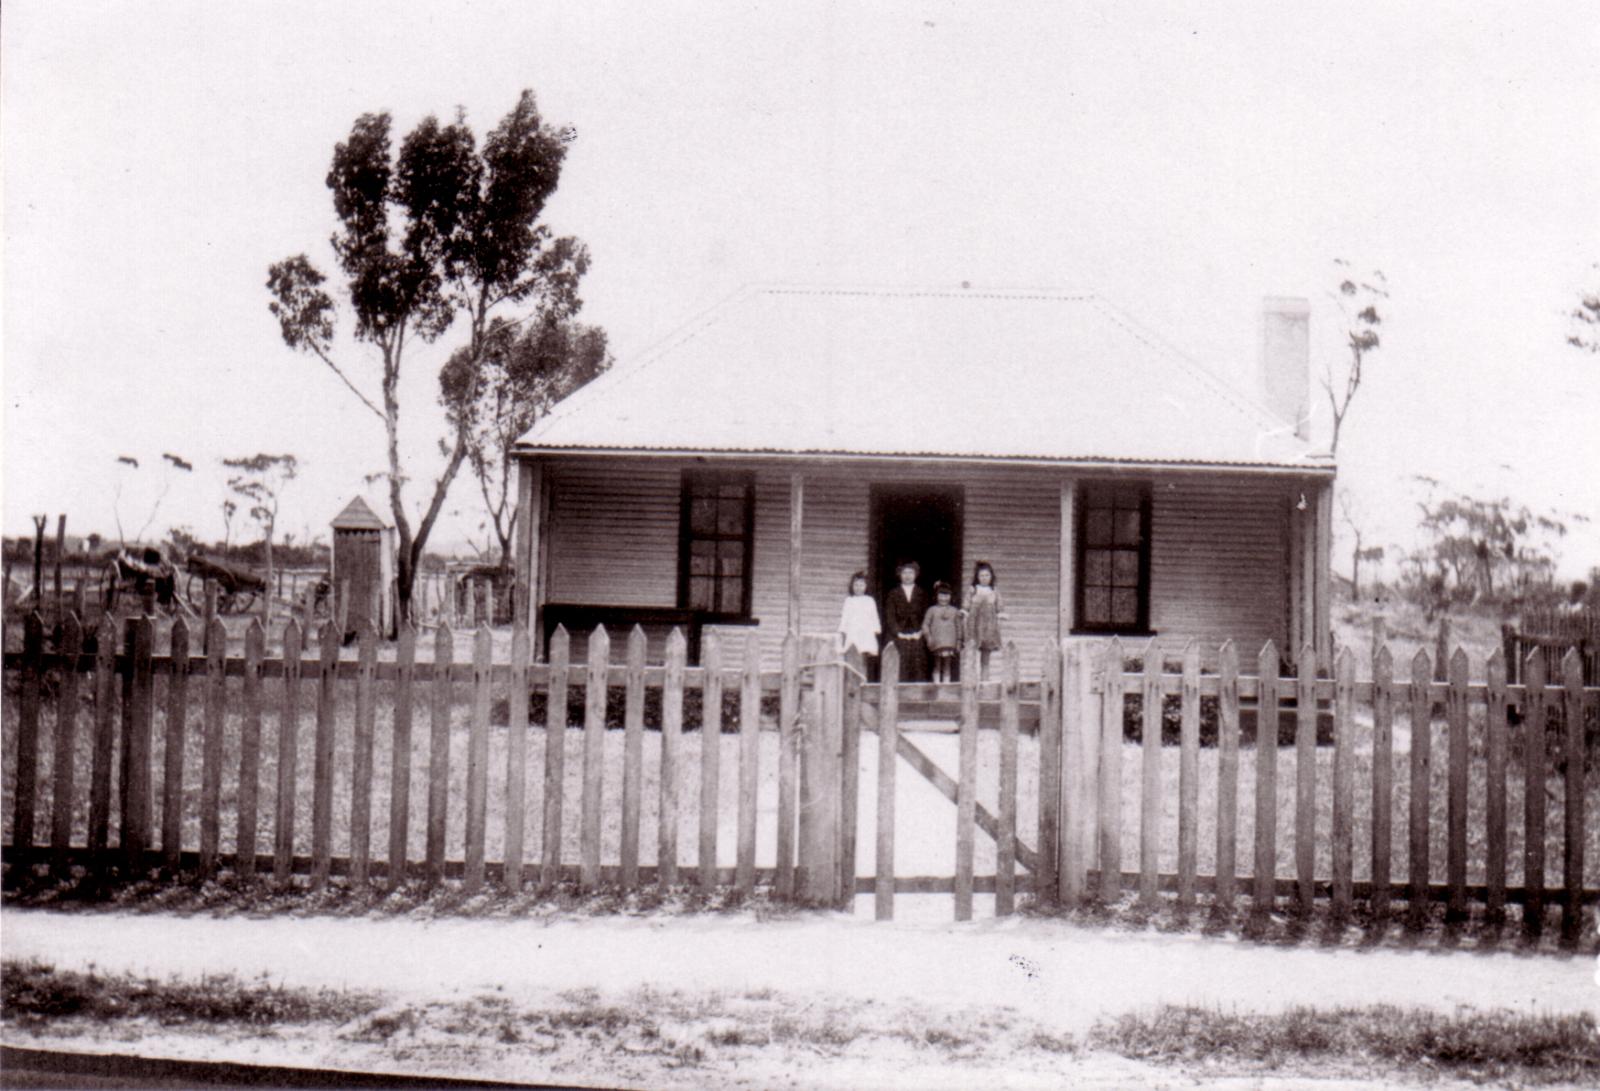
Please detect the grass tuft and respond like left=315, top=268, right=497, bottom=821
left=1, top=959, right=380, bottom=1030
left=1091, top=1003, right=1600, bottom=1084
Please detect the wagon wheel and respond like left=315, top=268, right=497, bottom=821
left=224, top=590, right=256, bottom=615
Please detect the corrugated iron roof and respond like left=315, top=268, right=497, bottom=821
left=516, top=286, right=1331, bottom=471
left=330, top=495, right=388, bottom=531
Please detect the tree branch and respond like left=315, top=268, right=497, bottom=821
left=308, top=343, right=385, bottom=420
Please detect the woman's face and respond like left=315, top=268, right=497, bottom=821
left=899, top=566, right=917, bottom=587
left=977, top=567, right=993, bottom=586
left=851, top=576, right=867, bottom=595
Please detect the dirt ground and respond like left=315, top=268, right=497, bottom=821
left=5, top=904, right=1597, bottom=1088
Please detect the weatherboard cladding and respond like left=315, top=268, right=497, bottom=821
left=516, top=287, right=1327, bottom=471
left=540, top=456, right=1289, bottom=673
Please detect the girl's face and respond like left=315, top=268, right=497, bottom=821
left=977, top=567, right=993, bottom=586
left=851, top=577, right=867, bottom=596
left=899, top=566, right=917, bottom=587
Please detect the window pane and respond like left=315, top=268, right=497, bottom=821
left=1113, top=509, right=1142, bottom=546
left=1114, top=484, right=1144, bottom=508
left=719, top=483, right=745, bottom=501
left=1085, top=550, right=1111, bottom=587
left=1112, top=550, right=1141, bottom=586
left=717, top=539, right=744, bottom=577
left=690, top=496, right=717, bottom=535
left=717, top=499, right=745, bottom=535
left=1086, top=509, right=1113, bottom=546
left=688, top=576, right=714, bottom=611
left=717, top=575, right=744, bottom=615
left=1112, top=588, right=1139, bottom=625
left=1083, top=588, right=1110, bottom=625
left=690, top=539, right=715, bottom=575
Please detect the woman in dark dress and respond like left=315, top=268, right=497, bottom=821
left=883, top=560, right=930, bottom=682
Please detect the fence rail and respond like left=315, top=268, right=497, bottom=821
left=4, top=611, right=1597, bottom=938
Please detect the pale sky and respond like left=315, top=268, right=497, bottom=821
left=4, top=2, right=1597, bottom=576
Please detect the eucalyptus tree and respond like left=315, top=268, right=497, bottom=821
left=267, top=89, right=590, bottom=619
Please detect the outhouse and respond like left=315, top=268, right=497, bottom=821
left=330, top=496, right=395, bottom=637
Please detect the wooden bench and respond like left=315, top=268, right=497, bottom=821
left=540, top=604, right=704, bottom=663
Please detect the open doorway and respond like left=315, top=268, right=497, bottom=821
left=869, top=481, right=965, bottom=617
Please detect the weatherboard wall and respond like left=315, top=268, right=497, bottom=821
left=537, top=455, right=1297, bottom=672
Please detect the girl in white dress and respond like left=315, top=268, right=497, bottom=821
left=837, top=570, right=882, bottom=675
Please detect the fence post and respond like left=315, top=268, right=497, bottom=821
left=621, top=626, right=647, bottom=890
left=275, top=620, right=302, bottom=886
left=736, top=630, right=762, bottom=897
left=1331, top=649, right=1355, bottom=918
left=465, top=624, right=493, bottom=894
left=162, top=619, right=191, bottom=872
left=1253, top=641, right=1278, bottom=912
left=1371, top=646, right=1394, bottom=922
left=1522, top=650, right=1547, bottom=936
left=541, top=627, right=570, bottom=890
left=1407, top=649, right=1432, bottom=929
left=996, top=642, right=1020, bottom=917
left=955, top=641, right=980, bottom=921
left=875, top=642, right=900, bottom=920
left=797, top=634, right=841, bottom=905
left=122, top=615, right=155, bottom=870
left=1215, top=640, right=1240, bottom=910
left=1059, top=641, right=1085, bottom=905
left=1098, top=637, right=1125, bottom=905
left=1036, top=638, right=1062, bottom=908
left=658, top=628, right=685, bottom=890
left=838, top=647, right=864, bottom=908
left=775, top=632, right=800, bottom=900
left=1138, top=643, right=1162, bottom=908
left=699, top=633, right=723, bottom=894
left=580, top=626, right=609, bottom=892
left=88, top=615, right=118, bottom=866
left=427, top=624, right=453, bottom=885
left=1177, top=639, right=1200, bottom=909
left=1295, top=643, right=1317, bottom=914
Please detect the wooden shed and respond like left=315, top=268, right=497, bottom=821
left=509, top=287, right=1335, bottom=675
left=330, top=496, right=395, bottom=637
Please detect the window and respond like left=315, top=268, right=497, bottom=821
left=678, top=470, right=755, bottom=618
left=1076, top=481, right=1151, bottom=633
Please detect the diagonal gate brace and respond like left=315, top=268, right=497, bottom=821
left=895, top=733, right=1037, bottom=872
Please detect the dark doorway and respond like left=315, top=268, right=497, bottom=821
left=869, top=483, right=965, bottom=607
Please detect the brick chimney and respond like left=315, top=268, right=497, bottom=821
left=1258, top=297, right=1310, bottom=439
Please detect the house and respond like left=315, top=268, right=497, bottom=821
left=509, top=286, right=1333, bottom=675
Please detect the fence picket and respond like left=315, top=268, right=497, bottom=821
left=1561, top=648, right=1586, bottom=944
left=1037, top=638, right=1062, bottom=907
left=997, top=643, right=1020, bottom=917
left=1522, top=650, right=1546, bottom=935
left=955, top=641, right=979, bottom=921
left=1099, top=637, right=1125, bottom=904
left=1295, top=643, right=1316, bottom=913
left=350, top=624, right=376, bottom=885
left=504, top=623, right=530, bottom=891
left=659, top=629, right=685, bottom=890
left=1253, top=640, right=1278, bottom=911
left=51, top=614, right=83, bottom=871
left=580, top=626, right=609, bottom=891
left=427, top=624, right=453, bottom=884
left=875, top=642, right=900, bottom=921
left=621, top=626, right=647, bottom=888
left=388, top=625, right=415, bottom=890
left=11, top=612, right=43, bottom=861
left=1060, top=642, right=1086, bottom=905
left=699, top=633, right=723, bottom=894
left=1484, top=649, right=1508, bottom=921
left=311, top=623, right=339, bottom=889
left=1215, top=641, right=1239, bottom=910
left=1178, top=640, right=1200, bottom=908
left=1139, top=644, right=1162, bottom=907
left=1331, top=649, right=1355, bottom=916
left=88, top=615, right=118, bottom=862
left=839, top=649, right=862, bottom=905
left=776, top=632, right=799, bottom=899
left=274, top=619, right=301, bottom=885
left=1371, top=645, right=1394, bottom=921
left=1446, top=647, right=1469, bottom=919
left=464, top=625, right=493, bottom=894
left=542, top=628, right=569, bottom=889
left=123, top=616, right=155, bottom=867
left=1408, top=649, right=1432, bottom=928
left=199, top=618, right=226, bottom=877
left=161, top=619, right=191, bottom=871
left=736, top=630, right=761, bottom=896
left=237, top=621, right=264, bottom=879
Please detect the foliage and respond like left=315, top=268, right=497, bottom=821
left=109, top=451, right=192, bottom=546
left=442, top=314, right=612, bottom=563
left=1322, top=259, right=1388, bottom=455
left=1414, top=490, right=1568, bottom=606
left=223, top=454, right=298, bottom=614
left=267, top=89, right=593, bottom=619
left=1568, top=262, right=1599, bottom=356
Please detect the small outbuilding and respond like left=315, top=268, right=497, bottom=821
left=330, top=496, right=395, bottom=637
left=508, top=286, right=1335, bottom=674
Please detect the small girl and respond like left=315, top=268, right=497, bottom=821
left=837, top=570, right=882, bottom=671
left=964, top=561, right=1007, bottom=680
left=921, top=581, right=964, bottom=683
